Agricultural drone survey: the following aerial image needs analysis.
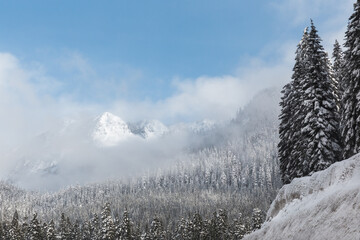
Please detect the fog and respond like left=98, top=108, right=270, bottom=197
left=4, top=109, right=210, bottom=190
left=2, top=87, right=282, bottom=191
left=8, top=126, right=193, bottom=191
left=0, top=48, right=292, bottom=191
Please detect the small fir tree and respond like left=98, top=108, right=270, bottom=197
left=47, top=220, right=56, bottom=240
left=149, top=217, right=166, bottom=240
left=29, top=213, right=42, bottom=240
left=100, top=202, right=115, bottom=240
left=9, top=210, right=22, bottom=240
left=332, top=40, right=345, bottom=106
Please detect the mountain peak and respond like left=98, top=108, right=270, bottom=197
left=134, top=120, right=168, bottom=139
left=98, top=111, right=120, bottom=121
left=92, top=112, right=133, bottom=146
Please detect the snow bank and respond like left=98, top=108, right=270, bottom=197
left=244, top=155, right=360, bottom=240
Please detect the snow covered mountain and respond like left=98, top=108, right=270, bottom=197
left=5, top=111, right=221, bottom=188
left=92, top=112, right=134, bottom=146
left=244, top=155, right=360, bottom=240
left=128, top=120, right=169, bottom=139
left=189, top=119, right=216, bottom=134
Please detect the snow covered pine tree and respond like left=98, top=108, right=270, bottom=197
left=101, top=203, right=116, bottom=240
left=299, top=20, right=341, bottom=175
left=341, top=0, right=360, bottom=159
left=279, top=28, right=308, bottom=183
left=332, top=40, right=345, bottom=106
left=279, top=21, right=341, bottom=183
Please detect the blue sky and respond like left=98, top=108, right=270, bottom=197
left=0, top=0, right=347, bottom=101
left=0, top=0, right=355, bottom=139
left=0, top=1, right=279, bottom=101
left=0, top=1, right=275, bottom=76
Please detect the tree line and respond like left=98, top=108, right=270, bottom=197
left=0, top=203, right=265, bottom=240
left=278, top=1, right=360, bottom=183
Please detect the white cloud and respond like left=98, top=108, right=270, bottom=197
left=110, top=59, right=290, bottom=123
left=0, top=53, right=100, bottom=149
left=270, top=0, right=354, bottom=26
left=0, top=53, right=50, bottom=145
left=270, top=0, right=354, bottom=53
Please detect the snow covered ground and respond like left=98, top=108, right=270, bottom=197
left=244, top=155, right=360, bottom=240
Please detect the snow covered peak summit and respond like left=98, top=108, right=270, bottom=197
left=98, top=112, right=119, bottom=122
left=129, top=120, right=168, bottom=139
left=190, top=119, right=216, bottom=134
left=92, top=112, right=133, bottom=146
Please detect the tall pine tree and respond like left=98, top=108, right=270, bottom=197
left=299, top=20, right=341, bottom=175
left=341, top=0, right=360, bottom=159
left=278, top=28, right=308, bottom=183
left=279, top=21, right=341, bottom=183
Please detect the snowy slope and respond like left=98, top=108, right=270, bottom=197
left=244, top=155, right=360, bottom=240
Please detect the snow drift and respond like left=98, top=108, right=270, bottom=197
left=244, top=155, right=360, bottom=240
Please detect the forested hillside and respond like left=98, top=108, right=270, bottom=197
left=0, top=88, right=281, bottom=238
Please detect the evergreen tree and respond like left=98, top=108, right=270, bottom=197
left=216, top=209, right=230, bottom=240
left=190, top=213, right=203, bottom=240
left=332, top=40, right=345, bottom=106
left=132, top=225, right=142, bottom=240
left=174, top=218, right=190, bottom=240
left=199, top=219, right=211, bottom=240
left=81, top=220, right=92, bottom=240
left=1, top=222, right=10, bottom=240
left=47, top=220, right=56, bottom=240
left=208, top=210, right=229, bottom=240
left=341, top=0, right=360, bottom=159
left=278, top=28, right=309, bottom=183
left=149, top=217, right=165, bottom=240
left=91, top=213, right=101, bottom=240
left=140, top=224, right=151, bottom=240
left=9, top=210, right=22, bottom=240
left=231, top=214, right=247, bottom=239
left=42, top=223, right=49, bottom=240
left=29, top=213, right=42, bottom=240
left=299, top=20, right=341, bottom=175
left=251, top=208, right=264, bottom=230
left=0, top=223, right=3, bottom=240
left=119, top=210, right=133, bottom=240
left=279, top=21, right=341, bottom=183
left=59, top=213, right=71, bottom=240
left=70, top=220, right=81, bottom=240
left=21, top=218, right=30, bottom=240
left=101, top=203, right=115, bottom=240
